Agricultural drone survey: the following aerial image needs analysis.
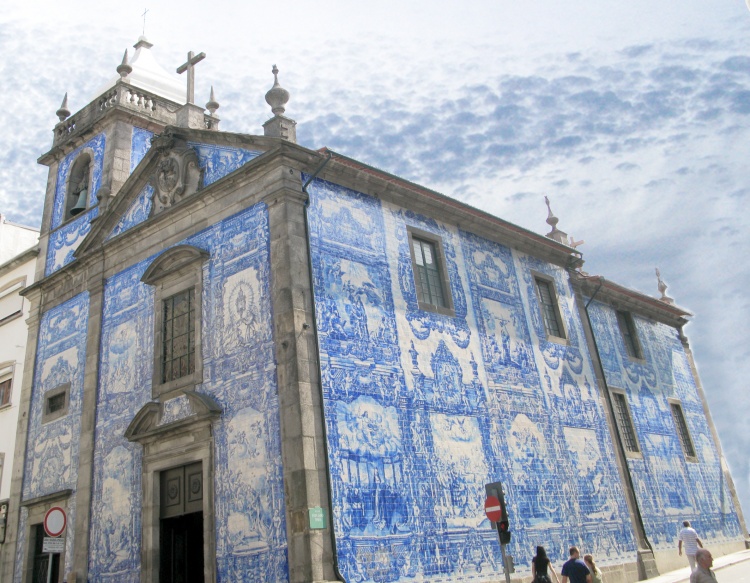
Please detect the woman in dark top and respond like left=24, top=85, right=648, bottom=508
left=532, top=546, right=561, bottom=583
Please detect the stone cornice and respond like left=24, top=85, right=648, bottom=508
left=573, top=271, right=691, bottom=328
left=0, top=246, right=39, bottom=279
left=312, top=148, right=580, bottom=268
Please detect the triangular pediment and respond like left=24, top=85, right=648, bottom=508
left=74, top=127, right=285, bottom=257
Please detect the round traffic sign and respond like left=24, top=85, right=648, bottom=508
left=44, top=506, right=67, bottom=537
left=485, top=496, right=502, bottom=522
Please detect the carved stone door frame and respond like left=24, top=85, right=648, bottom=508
left=126, top=391, right=220, bottom=583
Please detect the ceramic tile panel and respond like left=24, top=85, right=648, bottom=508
left=131, top=127, right=154, bottom=172
left=23, top=292, right=89, bottom=500
left=106, top=184, right=153, bottom=241
left=189, top=143, right=261, bottom=187
left=45, top=206, right=99, bottom=275
left=587, top=301, right=742, bottom=550
left=307, top=177, right=636, bottom=583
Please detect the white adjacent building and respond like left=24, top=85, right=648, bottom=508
left=0, top=215, right=39, bottom=547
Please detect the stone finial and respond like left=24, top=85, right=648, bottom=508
left=265, top=65, right=290, bottom=116
left=116, top=49, right=133, bottom=78
left=544, top=196, right=568, bottom=244
left=56, top=93, right=71, bottom=121
left=206, top=86, right=220, bottom=115
left=655, top=268, right=675, bottom=304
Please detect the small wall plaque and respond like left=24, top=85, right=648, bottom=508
left=309, top=507, right=326, bottom=529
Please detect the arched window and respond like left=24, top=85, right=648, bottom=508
left=65, top=154, right=92, bottom=219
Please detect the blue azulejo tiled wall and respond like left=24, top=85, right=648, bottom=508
left=21, top=292, right=89, bottom=579
left=87, top=203, right=288, bottom=582
left=587, top=303, right=742, bottom=549
left=46, top=206, right=99, bottom=275
left=306, top=178, right=636, bottom=583
left=131, top=127, right=154, bottom=172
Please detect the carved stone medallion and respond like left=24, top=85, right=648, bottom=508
left=149, top=131, right=203, bottom=216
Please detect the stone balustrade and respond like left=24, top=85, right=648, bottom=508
left=54, top=81, right=181, bottom=147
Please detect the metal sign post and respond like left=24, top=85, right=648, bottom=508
left=499, top=536, right=511, bottom=583
left=485, top=482, right=512, bottom=583
left=43, top=507, right=67, bottom=583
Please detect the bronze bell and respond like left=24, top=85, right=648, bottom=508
left=70, top=188, right=88, bottom=216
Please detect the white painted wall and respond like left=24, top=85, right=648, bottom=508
left=0, top=219, right=39, bottom=502
left=0, top=215, right=38, bottom=265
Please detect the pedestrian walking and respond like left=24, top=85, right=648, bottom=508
left=561, top=546, right=592, bottom=583
left=583, top=554, right=602, bottom=583
left=678, top=520, right=704, bottom=572
left=532, top=546, right=560, bottom=583
left=690, top=549, right=717, bottom=583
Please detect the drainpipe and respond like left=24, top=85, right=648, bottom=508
left=577, top=275, right=656, bottom=576
left=300, top=151, right=347, bottom=582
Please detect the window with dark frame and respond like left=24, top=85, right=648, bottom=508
left=535, top=277, right=565, bottom=339
left=617, top=310, right=642, bottom=359
left=670, top=402, right=697, bottom=459
left=0, top=377, right=10, bottom=407
left=42, top=383, right=70, bottom=424
left=162, top=288, right=196, bottom=384
left=412, top=237, right=447, bottom=309
left=612, top=392, right=640, bottom=453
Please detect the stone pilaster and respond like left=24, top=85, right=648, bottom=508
left=69, top=258, right=106, bottom=582
left=0, top=290, right=42, bottom=583
left=264, top=168, right=338, bottom=583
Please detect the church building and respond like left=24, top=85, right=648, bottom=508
left=0, top=37, right=745, bottom=583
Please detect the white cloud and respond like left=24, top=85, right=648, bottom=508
left=2, top=0, right=750, bottom=528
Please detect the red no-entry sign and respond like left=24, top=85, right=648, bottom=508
left=43, top=506, right=67, bottom=538
left=485, top=495, right=502, bottom=522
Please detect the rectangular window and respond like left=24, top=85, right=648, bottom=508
left=412, top=238, right=446, bottom=308
left=162, top=289, right=195, bottom=384
left=407, top=229, right=454, bottom=316
left=617, top=310, right=642, bottom=359
left=612, top=391, right=640, bottom=454
left=670, top=401, right=697, bottom=460
left=535, top=277, right=565, bottom=339
left=42, top=383, right=70, bottom=424
left=0, top=276, right=26, bottom=327
left=0, top=377, right=11, bottom=407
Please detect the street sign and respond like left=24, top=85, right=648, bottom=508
left=43, top=507, right=66, bottom=537
left=42, top=537, right=65, bottom=554
left=484, top=495, right=502, bottom=522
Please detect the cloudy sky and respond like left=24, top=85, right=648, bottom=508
left=2, top=0, right=750, bottom=528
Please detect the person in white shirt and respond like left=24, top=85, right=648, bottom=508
left=678, top=520, right=704, bottom=572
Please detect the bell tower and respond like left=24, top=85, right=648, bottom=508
left=36, top=37, right=221, bottom=279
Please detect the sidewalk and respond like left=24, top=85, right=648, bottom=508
left=641, top=549, right=750, bottom=583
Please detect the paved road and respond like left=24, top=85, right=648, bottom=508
left=643, top=549, right=750, bottom=583
left=712, top=561, right=750, bottom=581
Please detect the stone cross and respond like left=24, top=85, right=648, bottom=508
left=176, top=51, right=206, bottom=105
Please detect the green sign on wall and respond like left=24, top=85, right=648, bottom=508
left=309, top=507, right=326, bottom=529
